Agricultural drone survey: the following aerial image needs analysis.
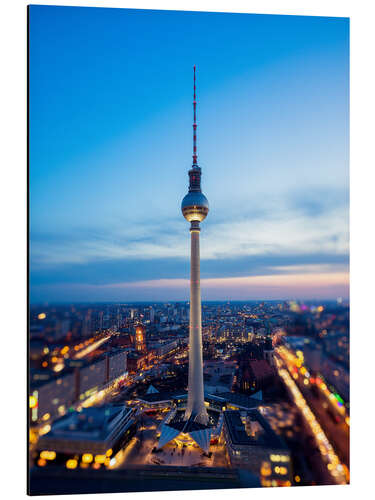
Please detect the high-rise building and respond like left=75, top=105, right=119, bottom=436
left=149, top=306, right=155, bottom=323
left=158, top=67, right=214, bottom=453
left=181, top=65, right=209, bottom=425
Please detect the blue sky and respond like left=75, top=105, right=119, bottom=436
left=29, top=6, right=349, bottom=303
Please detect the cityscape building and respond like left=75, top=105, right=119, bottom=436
left=223, top=410, right=292, bottom=486
left=29, top=349, right=128, bottom=425
left=36, top=405, right=137, bottom=469
left=134, top=323, right=146, bottom=352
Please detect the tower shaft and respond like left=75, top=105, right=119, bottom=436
left=185, top=221, right=208, bottom=424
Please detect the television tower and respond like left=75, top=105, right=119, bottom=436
left=181, top=65, right=209, bottom=425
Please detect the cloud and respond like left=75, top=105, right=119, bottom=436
left=30, top=252, right=348, bottom=286
left=287, top=186, right=348, bottom=218
left=29, top=188, right=349, bottom=301
left=29, top=182, right=348, bottom=303
left=30, top=268, right=349, bottom=303
left=30, top=189, right=348, bottom=268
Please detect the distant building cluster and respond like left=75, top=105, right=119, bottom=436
left=30, top=349, right=128, bottom=424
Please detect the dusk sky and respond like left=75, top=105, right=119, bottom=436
left=29, top=5, right=349, bottom=303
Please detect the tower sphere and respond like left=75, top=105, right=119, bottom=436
left=181, top=191, right=209, bottom=222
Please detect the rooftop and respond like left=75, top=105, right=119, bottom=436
left=224, top=410, right=286, bottom=449
left=248, top=360, right=275, bottom=379
left=39, top=404, right=133, bottom=443
left=168, top=409, right=220, bottom=431
left=138, top=390, right=186, bottom=403
left=138, top=390, right=262, bottom=410
left=216, top=392, right=262, bottom=410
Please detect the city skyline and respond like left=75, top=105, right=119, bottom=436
left=29, top=6, right=349, bottom=303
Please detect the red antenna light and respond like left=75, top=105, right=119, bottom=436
left=193, top=65, right=198, bottom=165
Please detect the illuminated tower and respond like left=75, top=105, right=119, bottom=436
left=157, top=67, right=213, bottom=452
left=135, top=324, right=146, bottom=352
left=181, top=66, right=209, bottom=425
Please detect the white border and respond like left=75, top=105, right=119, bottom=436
left=1, top=1, right=375, bottom=499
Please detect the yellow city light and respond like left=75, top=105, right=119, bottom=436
left=29, top=395, right=37, bottom=409
left=38, top=313, right=46, bottom=320
left=58, top=405, right=66, bottom=415
left=37, top=458, right=47, bottom=467
left=82, top=453, right=93, bottom=464
left=40, top=424, right=51, bottom=435
left=40, top=451, right=56, bottom=460
left=66, top=459, right=78, bottom=469
left=95, top=454, right=106, bottom=464
left=106, top=449, right=113, bottom=457
left=295, top=475, right=301, bottom=483
left=29, top=429, right=38, bottom=444
left=260, top=461, right=272, bottom=476
left=42, top=413, right=50, bottom=421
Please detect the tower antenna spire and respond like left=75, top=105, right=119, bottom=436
left=193, top=65, right=198, bottom=166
